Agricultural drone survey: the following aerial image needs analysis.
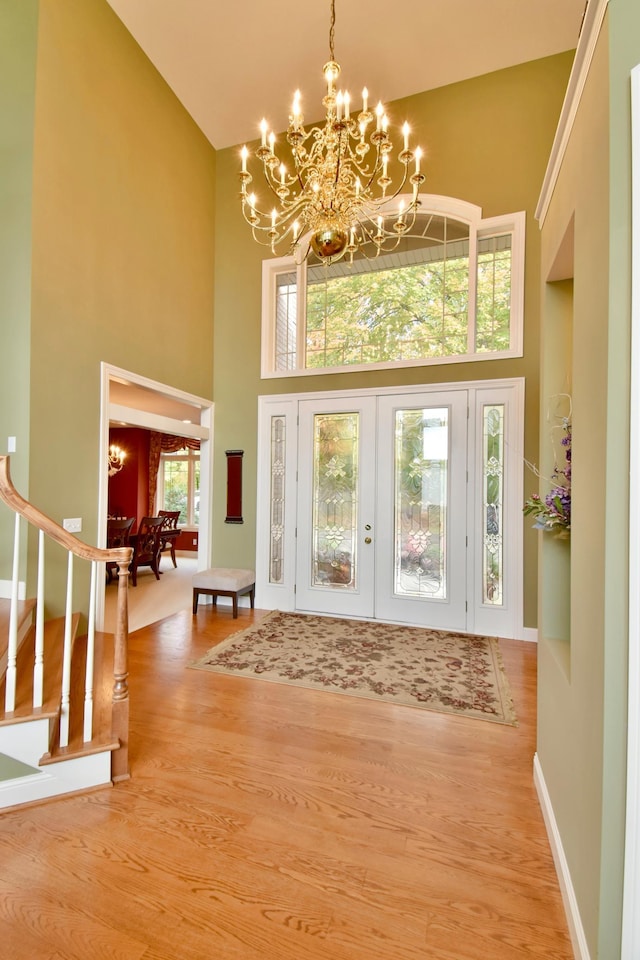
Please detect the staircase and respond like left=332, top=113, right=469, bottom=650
left=0, top=455, right=132, bottom=810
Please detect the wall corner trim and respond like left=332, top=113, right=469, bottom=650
left=622, top=61, right=640, bottom=960
left=533, top=752, right=591, bottom=960
left=535, top=0, right=610, bottom=226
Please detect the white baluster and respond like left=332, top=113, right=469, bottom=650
left=33, top=530, right=45, bottom=709
left=4, top=513, right=20, bottom=713
left=83, top=560, right=97, bottom=742
left=59, top=550, right=74, bottom=748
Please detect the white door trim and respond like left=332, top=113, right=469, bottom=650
left=622, top=61, right=640, bottom=960
left=256, top=377, right=525, bottom=638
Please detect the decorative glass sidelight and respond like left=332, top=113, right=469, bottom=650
left=483, top=404, right=505, bottom=605
left=269, top=416, right=286, bottom=584
left=394, top=408, right=448, bottom=599
left=311, top=413, right=359, bottom=589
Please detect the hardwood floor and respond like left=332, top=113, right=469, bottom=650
left=0, top=608, right=573, bottom=959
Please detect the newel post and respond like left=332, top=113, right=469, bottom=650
left=111, top=560, right=131, bottom=781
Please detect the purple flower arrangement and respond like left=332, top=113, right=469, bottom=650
left=524, top=421, right=571, bottom=534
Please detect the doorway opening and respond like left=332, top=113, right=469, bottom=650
left=97, top=363, right=213, bottom=631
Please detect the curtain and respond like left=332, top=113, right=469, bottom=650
left=148, top=433, right=200, bottom=515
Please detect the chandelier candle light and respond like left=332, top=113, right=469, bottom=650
left=238, top=0, right=425, bottom=264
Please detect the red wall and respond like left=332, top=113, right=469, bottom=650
left=108, top=427, right=150, bottom=531
left=107, top=428, right=198, bottom=551
left=176, top=530, right=198, bottom=551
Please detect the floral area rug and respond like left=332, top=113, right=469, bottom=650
left=189, top=610, right=517, bottom=725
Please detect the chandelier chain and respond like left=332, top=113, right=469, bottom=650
left=329, top=0, right=336, bottom=62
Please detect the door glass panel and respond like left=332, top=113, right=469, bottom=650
left=483, top=404, right=504, bottom=604
left=275, top=271, right=298, bottom=370
left=269, top=415, right=286, bottom=584
left=312, top=413, right=359, bottom=589
left=394, top=408, right=448, bottom=599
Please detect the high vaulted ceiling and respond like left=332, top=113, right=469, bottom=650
left=105, top=0, right=585, bottom=151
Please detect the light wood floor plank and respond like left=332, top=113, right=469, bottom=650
left=0, top=608, right=573, bottom=959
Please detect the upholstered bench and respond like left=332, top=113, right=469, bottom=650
left=192, top=567, right=255, bottom=618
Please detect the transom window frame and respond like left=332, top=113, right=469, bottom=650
left=261, top=195, right=526, bottom=379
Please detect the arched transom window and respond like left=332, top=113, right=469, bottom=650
left=261, top=196, right=525, bottom=378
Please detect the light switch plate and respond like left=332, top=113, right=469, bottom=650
left=63, top=518, right=82, bottom=533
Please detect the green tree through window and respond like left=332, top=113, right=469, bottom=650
left=159, top=449, right=200, bottom=527
left=266, top=200, right=524, bottom=376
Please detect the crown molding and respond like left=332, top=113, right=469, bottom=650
left=536, top=0, right=610, bottom=226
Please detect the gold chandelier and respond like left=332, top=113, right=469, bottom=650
left=239, top=0, right=425, bottom=264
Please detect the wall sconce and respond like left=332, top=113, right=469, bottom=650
left=108, top=444, right=126, bottom=477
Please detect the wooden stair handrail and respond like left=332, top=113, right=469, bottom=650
left=0, top=456, right=131, bottom=567
left=0, top=454, right=132, bottom=782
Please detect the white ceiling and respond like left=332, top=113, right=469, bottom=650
left=105, top=0, right=585, bottom=151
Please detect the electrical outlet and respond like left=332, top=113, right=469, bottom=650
left=63, top=518, right=82, bottom=533
left=193, top=538, right=197, bottom=545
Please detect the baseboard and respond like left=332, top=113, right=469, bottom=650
left=518, top=626, right=538, bottom=643
left=0, top=579, right=26, bottom=600
left=533, top=753, right=590, bottom=960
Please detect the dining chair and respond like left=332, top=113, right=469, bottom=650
left=106, top=517, right=135, bottom=583
left=158, top=510, right=181, bottom=569
left=129, top=516, right=165, bottom=586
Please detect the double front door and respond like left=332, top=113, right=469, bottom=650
left=257, top=381, right=523, bottom=638
left=296, top=392, right=468, bottom=629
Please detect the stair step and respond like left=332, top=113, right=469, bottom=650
left=39, top=737, right=119, bottom=765
left=0, top=603, right=125, bottom=804
left=43, top=630, right=120, bottom=764
left=0, top=613, right=80, bottom=724
left=0, top=598, right=36, bottom=676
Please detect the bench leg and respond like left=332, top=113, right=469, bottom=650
left=192, top=584, right=254, bottom=617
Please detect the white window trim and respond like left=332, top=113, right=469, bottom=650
left=261, top=196, right=525, bottom=379
left=157, top=448, right=201, bottom=529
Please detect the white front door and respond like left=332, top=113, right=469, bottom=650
left=374, top=392, right=469, bottom=629
left=295, top=396, right=377, bottom=618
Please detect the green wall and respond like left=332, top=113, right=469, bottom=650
left=25, top=0, right=216, bottom=610
left=539, top=3, right=640, bottom=953
left=0, top=0, right=38, bottom=581
left=212, top=51, right=574, bottom=626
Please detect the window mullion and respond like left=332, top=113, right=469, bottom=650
left=296, top=260, right=307, bottom=372
left=185, top=458, right=192, bottom=526
left=467, top=226, right=478, bottom=355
